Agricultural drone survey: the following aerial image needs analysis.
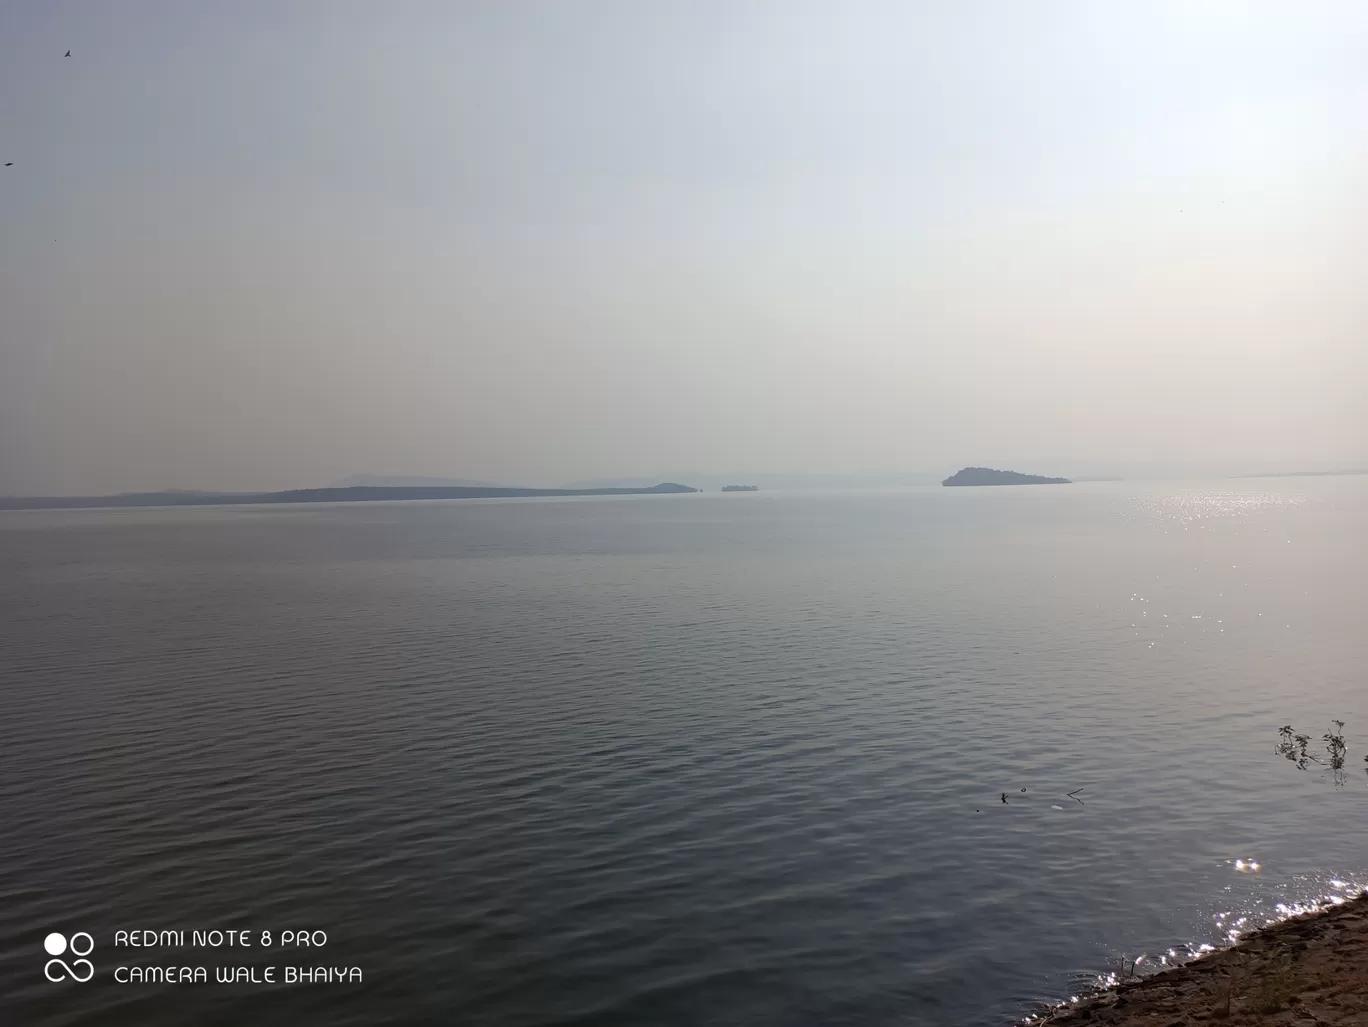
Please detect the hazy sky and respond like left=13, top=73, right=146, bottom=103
left=2, top=1, right=1365, bottom=493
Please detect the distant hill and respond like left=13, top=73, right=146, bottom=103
left=328, top=474, right=507, bottom=488
left=0, top=483, right=698, bottom=511
left=942, top=467, right=1071, bottom=486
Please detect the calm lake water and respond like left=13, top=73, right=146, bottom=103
left=3, top=480, right=1366, bottom=1026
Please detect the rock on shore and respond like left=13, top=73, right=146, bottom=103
left=1029, top=891, right=1368, bottom=1025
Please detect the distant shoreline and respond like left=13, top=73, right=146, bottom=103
left=0, top=483, right=698, bottom=512
left=1234, top=469, right=1368, bottom=479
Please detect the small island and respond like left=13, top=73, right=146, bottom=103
left=941, top=467, right=1071, bottom=487
left=720, top=485, right=759, bottom=492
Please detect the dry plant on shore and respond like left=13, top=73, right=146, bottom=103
left=1212, top=977, right=1233, bottom=1019
left=1248, top=958, right=1301, bottom=1015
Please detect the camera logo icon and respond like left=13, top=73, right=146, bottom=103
left=44, top=932, right=94, bottom=982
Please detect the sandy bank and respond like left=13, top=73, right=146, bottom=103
left=1030, top=891, right=1368, bottom=1025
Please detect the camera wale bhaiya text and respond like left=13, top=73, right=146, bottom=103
left=44, top=928, right=364, bottom=984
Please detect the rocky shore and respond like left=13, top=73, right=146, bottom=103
left=1028, top=891, right=1368, bottom=1025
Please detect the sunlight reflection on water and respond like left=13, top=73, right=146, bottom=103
left=1023, top=865, right=1368, bottom=1024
